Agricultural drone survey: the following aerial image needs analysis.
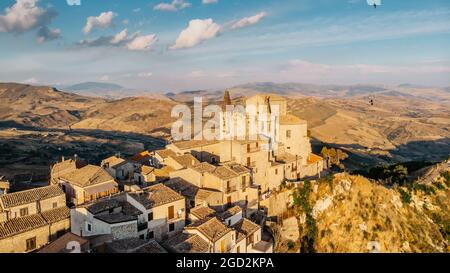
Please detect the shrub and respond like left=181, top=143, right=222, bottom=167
left=398, top=188, right=412, bottom=204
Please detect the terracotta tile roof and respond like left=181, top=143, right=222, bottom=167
left=135, top=240, right=167, bottom=253
left=0, top=207, right=70, bottom=239
left=39, top=232, right=89, bottom=253
left=0, top=181, right=10, bottom=190
left=210, top=166, right=240, bottom=180
left=102, top=156, right=127, bottom=169
left=164, top=233, right=210, bottom=253
left=276, top=152, right=298, bottom=164
left=84, top=198, right=121, bottom=214
left=140, top=165, right=155, bottom=175
left=165, top=177, right=199, bottom=199
left=129, top=183, right=184, bottom=209
left=130, top=151, right=152, bottom=162
left=59, top=165, right=116, bottom=187
left=195, top=188, right=221, bottom=201
left=191, top=162, right=216, bottom=174
left=153, top=166, right=174, bottom=177
left=218, top=205, right=242, bottom=220
left=232, top=218, right=260, bottom=238
left=0, top=214, right=47, bottom=239
left=186, top=217, right=232, bottom=242
left=155, top=149, right=177, bottom=159
left=41, top=206, right=70, bottom=224
left=280, top=114, right=306, bottom=125
left=224, top=163, right=250, bottom=175
left=190, top=206, right=215, bottom=220
left=50, top=159, right=86, bottom=176
left=307, top=153, right=323, bottom=164
left=169, top=154, right=200, bottom=168
left=0, top=185, right=64, bottom=209
left=94, top=213, right=137, bottom=224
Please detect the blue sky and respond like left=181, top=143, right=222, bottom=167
left=0, top=0, right=449, bottom=91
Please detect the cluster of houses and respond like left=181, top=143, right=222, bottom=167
left=0, top=93, right=324, bottom=253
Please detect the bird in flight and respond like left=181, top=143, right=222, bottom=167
left=367, top=0, right=381, bottom=9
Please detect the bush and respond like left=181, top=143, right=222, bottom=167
left=398, top=188, right=412, bottom=204
left=287, top=240, right=295, bottom=250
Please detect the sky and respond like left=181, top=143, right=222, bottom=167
left=0, top=0, right=449, bottom=92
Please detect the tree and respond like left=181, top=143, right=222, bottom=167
left=320, top=146, right=329, bottom=159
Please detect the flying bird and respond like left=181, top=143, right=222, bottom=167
left=367, top=0, right=381, bottom=8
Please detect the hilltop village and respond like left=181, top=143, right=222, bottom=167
left=0, top=93, right=325, bottom=253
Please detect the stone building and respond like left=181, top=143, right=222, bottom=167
left=55, top=164, right=119, bottom=206
left=0, top=185, right=70, bottom=253
left=127, top=183, right=186, bottom=242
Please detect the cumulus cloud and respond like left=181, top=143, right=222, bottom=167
left=171, top=18, right=221, bottom=50
left=0, top=0, right=57, bottom=35
left=36, top=26, right=61, bottom=43
left=83, top=11, right=115, bottom=34
left=126, top=34, right=158, bottom=51
left=202, top=0, right=218, bottom=4
left=154, top=0, right=191, bottom=12
left=111, top=28, right=128, bottom=44
left=230, top=12, right=267, bottom=29
left=79, top=28, right=157, bottom=51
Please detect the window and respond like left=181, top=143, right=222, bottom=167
left=86, top=222, right=92, bottom=232
left=26, top=237, right=36, bottom=251
left=148, top=231, right=154, bottom=239
left=275, top=168, right=278, bottom=175
left=168, top=206, right=174, bottom=220
left=246, top=157, right=251, bottom=167
left=52, top=202, right=58, bottom=209
left=242, top=176, right=246, bottom=188
left=190, top=200, right=195, bottom=208
left=169, top=223, right=175, bottom=232
left=237, top=246, right=240, bottom=253
left=139, top=234, right=145, bottom=239
left=148, top=212, right=153, bottom=221
left=247, top=144, right=250, bottom=152
left=20, top=208, right=28, bottom=217
left=286, top=130, right=291, bottom=138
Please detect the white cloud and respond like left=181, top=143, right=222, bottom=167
left=231, top=12, right=267, bottom=29
left=23, top=77, right=39, bottom=84
left=79, top=28, right=157, bottom=51
left=83, top=11, right=115, bottom=34
left=0, top=0, right=57, bottom=33
left=126, top=34, right=158, bottom=51
left=36, top=26, right=61, bottom=43
left=202, top=0, right=218, bottom=4
left=171, top=19, right=221, bottom=49
left=154, top=0, right=191, bottom=12
left=138, top=72, right=153, bottom=78
left=111, top=28, right=128, bottom=44
left=133, top=8, right=141, bottom=13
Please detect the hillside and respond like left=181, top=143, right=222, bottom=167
left=291, top=165, right=450, bottom=253
left=0, top=83, right=104, bottom=128
left=71, top=96, right=178, bottom=137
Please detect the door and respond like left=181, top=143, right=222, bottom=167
left=227, top=196, right=232, bottom=208
left=220, top=240, right=225, bottom=253
left=168, top=205, right=174, bottom=220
